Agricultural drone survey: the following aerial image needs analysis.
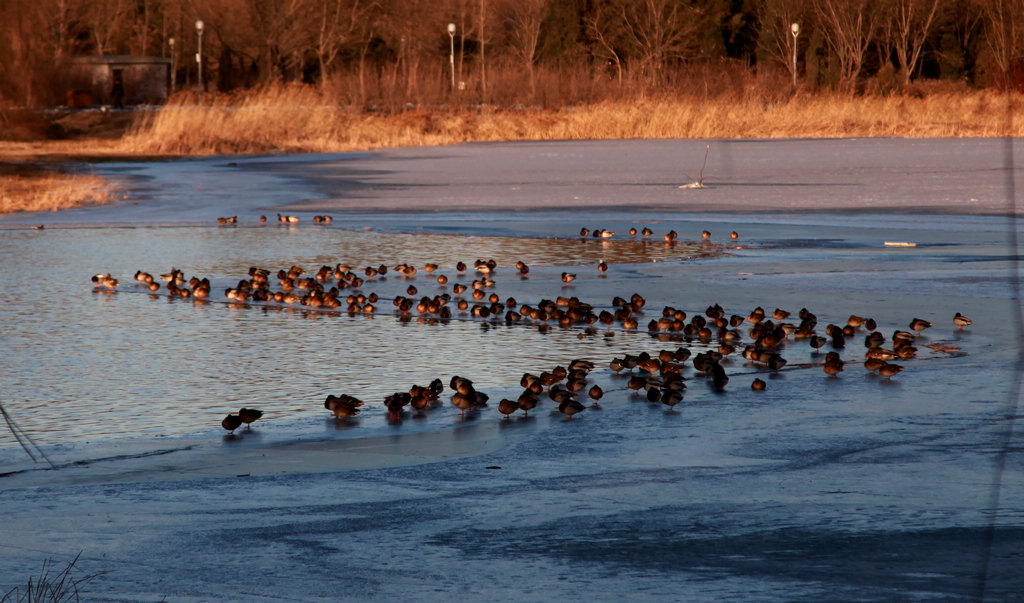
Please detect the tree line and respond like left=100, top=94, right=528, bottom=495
left=1, top=0, right=1022, bottom=107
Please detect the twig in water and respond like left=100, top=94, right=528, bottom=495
left=680, top=144, right=710, bottom=189
left=0, top=396, right=56, bottom=469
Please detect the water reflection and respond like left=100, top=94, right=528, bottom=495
left=0, top=226, right=716, bottom=448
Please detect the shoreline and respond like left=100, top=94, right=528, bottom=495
left=3, top=137, right=1021, bottom=226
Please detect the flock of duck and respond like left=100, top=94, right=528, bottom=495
left=89, top=223, right=972, bottom=434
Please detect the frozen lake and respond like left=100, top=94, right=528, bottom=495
left=1, top=139, right=1022, bottom=601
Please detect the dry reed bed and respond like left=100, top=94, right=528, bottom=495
left=121, top=86, right=1022, bottom=157
left=0, top=168, right=120, bottom=214
left=3, top=87, right=1017, bottom=214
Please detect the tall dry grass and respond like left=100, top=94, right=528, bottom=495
left=122, top=84, right=1023, bottom=157
left=0, top=166, right=121, bottom=214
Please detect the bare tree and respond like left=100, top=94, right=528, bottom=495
left=504, top=0, right=549, bottom=95
left=376, top=0, right=450, bottom=100
left=620, top=0, right=701, bottom=80
left=813, top=0, right=879, bottom=92
left=79, top=0, right=132, bottom=55
left=585, top=3, right=624, bottom=86
left=312, top=0, right=377, bottom=90
left=877, top=0, right=944, bottom=86
left=975, top=0, right=1024, bottom=88
left=479, top=0, right=487, bottom=99
left=0, top=0, right=64, bottom=104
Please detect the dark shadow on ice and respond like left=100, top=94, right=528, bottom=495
left=430, top=518, right=1024, bottom=600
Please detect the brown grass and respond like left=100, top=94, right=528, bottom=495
left=1, top=82, right=1018, bottom=214
left=120, top=84, right=1023, bottom=157
left=0, top=164, right=121, bottom=214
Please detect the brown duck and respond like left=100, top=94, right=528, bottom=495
left=324, top=394, right=364, bottom=421
left=238, top=408, right=263, bottom=429
left=497, top=398, right=520, bottom=418
left=221, top=413, right=243, bottom=434
left=558, top=399, right=586, bottom=419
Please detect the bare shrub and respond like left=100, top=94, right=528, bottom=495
left=1, top=553, right=106, bottom=603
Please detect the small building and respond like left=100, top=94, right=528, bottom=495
left=61, top=56, right=171, bottom=108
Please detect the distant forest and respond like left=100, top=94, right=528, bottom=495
left=1, top=0, right=1022, bottom=107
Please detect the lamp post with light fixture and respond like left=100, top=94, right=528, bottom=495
left=195, top=20, right=204, bottom=101
left=790, top=23, right=800, bottom=91
left=448, top=23, right=456, bottom=91
left=168, top=37, right=176, bottom=94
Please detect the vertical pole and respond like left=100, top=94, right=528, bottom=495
left=169, top=38, right=176, bottom=95
left=790, top=23, right=800, bottom=92
left=196, top=20, right=204, bottom=102
left=448, top=24, right=456, bottom=91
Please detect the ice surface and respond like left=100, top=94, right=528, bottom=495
left=0, top=139, right=1021, bottom=601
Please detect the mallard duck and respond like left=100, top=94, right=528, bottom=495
left=847, top=315, right=867, bottom=328
left=548, top=386, right=575, bottom=404
left=953, top=312, right=972, bottom=330
left=701, top=230, right=711, bottom=240
left=450, top=375, right=475, bottom=396
left=751, top=378, right=766, bottom=391
left=664, top=230, right=678, bottom=242
left=629, top=227, right=638, bottom=236
left=497, top=398, right=519, bottom=418
left=221, top=413, right=243, bottom=434
left=878, top=363, right=904, bottom=378
left=385, top=392, right=411, bottom=420
left=863, top=357, right=887, bottom=372
left=324, top=394, right=363, bottom=421
left=909, top=318, right=932, bottom=333
left=864, top=332, right=886, bottom=348
left=517, top=390, right=539, bottom=415
left=730, top=231, right=738, bottom=239
left=238, top=408, right=263, bottom=429
left=657, top=388, right=680, bottom=407
left=561, top=272, right=576, bottom=284
left=451, top=392, right=477, bottom=415
left=823, top=351, right=844, bottom=377
left=641, top=227, right=653, bottom=238
left=558, top=399, right=586, bottom=419
left=580, top=227, right=590, bottom=237
left=866, top=348, right=897, bottom=360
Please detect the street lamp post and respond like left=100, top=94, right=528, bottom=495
left=168, top=37, right=176, bottom=94
left=447, top=23, right=456, bottom=92
left=790, top=23, right=800, bottom=91
left=195, top=20, right=204, bottom=101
